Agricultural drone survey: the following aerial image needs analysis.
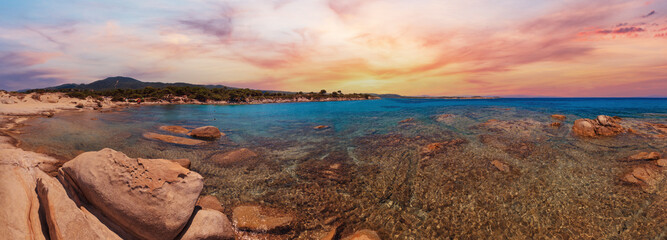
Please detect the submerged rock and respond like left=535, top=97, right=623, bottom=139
left=623, top=152, right=661, bottom=162
left=551, top=114, right=566, bottom=121
left=620, top=164, right=664, bottom=192
left=434, top=114, right=456, bottom=124
left=59, top=148, right=203, bottom=240
left=197, top=195, right=225, bottom=213
left=143, top=132, right=206, bottom=146
left=398, top=118, right=415, bottom=124
left=171, top=158, right=191, bottom=169
left=160, top=125, right=190, bottom=134
left=550, top=122, right=561, bottom=128
left=342, top=229, right=381, bottom=240
left=314, top=125, right=330, bottom=130
left=189, top=126, right=223, bottom=139
left=656, top=159, right=667, bottom=167
left=232, top=205, right=293, bottom=233
left=491, top=160, right=510, bottom=172
left=180, top=209, right=235, bottom=240
left=572, top=115, right=625, bottom=137
left=419, top=139, right=466, bottom=156
left=210, top=148, right=258, bottom=167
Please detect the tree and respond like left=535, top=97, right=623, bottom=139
left=320, top=89, right=327, bottom=94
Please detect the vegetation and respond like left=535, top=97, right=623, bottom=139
left=27, top=86, right=373, bottom=103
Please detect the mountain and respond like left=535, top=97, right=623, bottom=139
left=45, top=76, right=231, bottom=91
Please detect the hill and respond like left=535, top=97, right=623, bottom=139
left=46, top=76, right=230, bottom=91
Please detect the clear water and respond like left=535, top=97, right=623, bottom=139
left=16, top=98, right=667, bottom=239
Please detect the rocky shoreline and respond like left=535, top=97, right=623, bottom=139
left=0, top=92, right=381, bottom=240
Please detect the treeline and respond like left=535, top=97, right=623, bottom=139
left=27, top=86, right=372, bottom=103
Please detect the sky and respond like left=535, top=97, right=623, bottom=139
left=0, top=0, right=666, bottom=97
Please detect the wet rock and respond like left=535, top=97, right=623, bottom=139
left=479, top=135, right=534, bottom=159
left=143, top=132, right=206, bottom=146
left=319, top=224, right=341, bottom=240
left=551, top=114, right=566, bottom=121
left=59, top=148, right=204, bottom=240
left=297, top=151, right=354, bottom=184
left=656, top=159, right=667, bottom=167
left=314, top=125, right=330, bottom=130
left=342, top=229, right=381, bottom=240
left=179, top=209, right=234, bottom=240
left=419, top=139, right=466, bottom=156
left=36, top=172, right=121, bottom=240
left=210, top=148, right=258, bottom=167
left=197, top=195, right=224, bottom=213
left=171, top=158, right=191, bottom=169
left=232, top=205, right=293, bottom=233
left=479, top=118, right=543, bottom=138
left=491, top=160, right=510, bottom=172
left=550, top=122, right=561, bottom=128
left=188, top=126, right=223, bottom=139
left=620, top=164, right=664, bottom=192
left=434, top=114, right=456, bottom=124
left=160, top=125, right=190, bottom=134
left=398, top=118, right=414, bottom=124
left=572, top=115, right=625, bottom=137
left=624, top=152, right=661, bottom=162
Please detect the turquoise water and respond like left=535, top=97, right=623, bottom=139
left=16, top=98, right=667, bottom=239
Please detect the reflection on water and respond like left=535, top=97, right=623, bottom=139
left=16, top=98, right=667, bottom=239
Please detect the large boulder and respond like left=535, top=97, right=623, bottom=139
left=143, top=132, right=206, bottom=146
left=36, top=171, right=121, bottom=240
left=232, top=205, right=293, bottom=233
left=210, top=148, right=258, bottom=167
left=0, top=166, right=46, bottom=240
left=179, top=209, right=234, bottom=240
left=59, top=148, right=204, bottom=240
left=189, top=126, right=223, bottom=140
left=572, top=115, right=625, bottom=137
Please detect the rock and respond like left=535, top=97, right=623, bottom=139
left=143, top=132, right=206, bottom=146
left=551, top=114, right=566, bottom=121
left=171, top=158, right=191, bottom=169
left=160, top=126, right=190, bottom=134
left=550, top=122, right=561, bottom=128
left=624, top=152, right=661, bottom=162
left=479, top=119, right=543, bottom=138
left=59, top=148, right=204, bottom=240
left=210, top=148, right=258, bottom=167
left=188, top=126, right=223, bottom=139
left=42, top=111, right=55, bottom=118
left=0, top=166, right=47, bottom=240
left=572, top=115, right=625, bottom=137
left=232, top=205, right=293, bottom=233
left=656, top=159, right=667, bottom=167
left=314, top=125, right=330, bottom=130
left=342, top=229, right=381, bottom=240
left=434, top=114, right=456, bottom=124
left=320, top=224, right=341, bottom=240
left=36, top=172, right=121, bottom=240
left=398, top=118, right=414, bottom=124
left=491, top=160, right=510, bottom=172
left=197, top=195, right=224, bottom=213
left=419, top=139, right=466, bottom=156
left=179, top=209, right=235, bottom=240
left=620, top=164, right=664, bottom=193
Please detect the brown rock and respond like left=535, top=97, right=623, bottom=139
left=550, top=122, right=561, bottom=128
left=342, top=229, right=381, bottom=240
left=59, top=148, right=204, bottom=240
left=160, top=125, right=190, bottom=134
left=232, top=205, right=293, bottom=233
left=491, top=160, right=510, bottom=172
left=551, top=114, right=566, bottom=121
left=398, top=118, right=415, bottom=124
left=189, top=126, right=223, bottom=139
left=179, top=209, right=234, bottom=240
left=419, top=139, right=466, bottom=156
left=656, top=159, right=667, bottom=167
left=572, top=115, right=625, bottom=137
left=620, top=164, right=664, bottom=193
left=171, top=158, right=191, bottom=169
left=143, top=132, right=206, bottom=146
left=434, top=114, right=456, bottom=123
left=210, top=148, right=258, bottom=167
left=320, top=224, right=341, bottom=240
left=624, top=152, right=661, bottom=162
left=0, top=166, right=47, bottom=240
left=36, top=172, right=121, bottom=240
left=314, top=125, right=330, bottom=130
left=197, top=195, right=224, bottom=213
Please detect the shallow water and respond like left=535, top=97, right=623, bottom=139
left=16, top=98, right=667, bottom=239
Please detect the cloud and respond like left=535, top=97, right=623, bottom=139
left=0, top=51, right=69, bottom=91
left=642, top=10, right=656, bottom=18
left=178, top=5, right=234, bottom=41
left=596, top=26, right=645, bottom=34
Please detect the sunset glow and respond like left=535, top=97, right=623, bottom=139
left=1, top=0, right=666, bottom=96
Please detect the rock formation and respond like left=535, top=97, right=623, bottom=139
left=143, top=132, right=206, bottom=146
left=188, top=126, right=223, bottom=139
left=572, top=115, right=625, bottom=137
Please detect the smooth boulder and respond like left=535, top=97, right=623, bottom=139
left=550, top=114, right=566, bottom=121
left=572, top=115, right=625, bottom=137
left=0, top=166, right=46, bottom=240
left=197, top=195, right=225, bottom=213
left=232, top=205, right=293, bottom=233
left=143, top=132, right=206, bottom=146
left=59, top=148, right=204, bottom=240
left=160, top=126, right=190, bottom=134
left=189, top=126, right=223, bottom=139
left=179, top=209, right=234, bottom=240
